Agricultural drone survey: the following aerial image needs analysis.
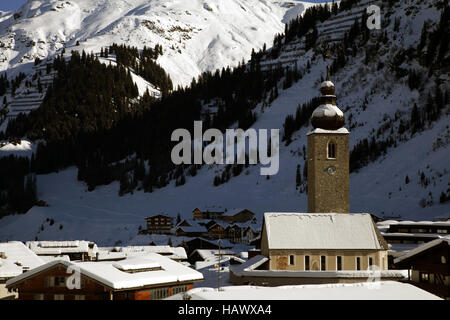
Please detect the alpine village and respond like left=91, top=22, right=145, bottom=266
left=0, top=0, right=449, bottom=301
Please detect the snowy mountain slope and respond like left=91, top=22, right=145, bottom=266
left=0, top=0, right=317, bottom=87
left=0, top=0, right=449, bottom=246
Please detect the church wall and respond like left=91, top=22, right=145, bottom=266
left=268, top=249, right=388, bottom=271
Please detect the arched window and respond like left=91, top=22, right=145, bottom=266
left=328, top=142, right=336, bottom=159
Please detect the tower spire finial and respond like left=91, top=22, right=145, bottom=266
left=326, top=65, right=330, bottom=81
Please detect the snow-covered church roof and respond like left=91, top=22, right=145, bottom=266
left=263, top=213, right=386, bottom=250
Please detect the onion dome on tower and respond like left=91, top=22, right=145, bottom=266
left=311, top=66, right=345, bottom=130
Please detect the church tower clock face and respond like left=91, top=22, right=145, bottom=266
left=327, top=166, right=336, bottom=175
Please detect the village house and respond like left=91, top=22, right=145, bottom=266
left=26, top=241, right=98, bottom=261
left=220, top=209, right=256, bottom=223
left=144, top=214, right=174, bottom=234
left=207, top=221, right=228, bottom=239
left=98, top=246, right=188, bottom=263
left=0, top=242, right=44, bottom=299
left=192, top=207, right=224, bottom=220
left=6, top=253, right=203, bottom=300
left=379, top=220, right=449, bottom=245
left=394, top=236, right=450, bottom=300
left=377, top=220, right=450, bottom=268
left=175, top=222, right=209, bottom=238
left=181, top=238, right=225, bottom=262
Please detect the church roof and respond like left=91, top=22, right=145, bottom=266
left=263, top=213, right=385, bottom=250
left=311, top=66, right=345, bottom=130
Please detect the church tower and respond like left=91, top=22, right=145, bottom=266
left=307, top=67, right=349, bottom=213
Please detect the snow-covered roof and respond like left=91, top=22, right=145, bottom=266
left=113, top=258, right=161, bottom=271
left=177, top=225, right=208, bottom=233
left=311, top=104, right=344, bottom=118
left=307, top=127, right=349, bottom=135
left=26, top=240, right=97, bottom=255
left=320, top=80, right=334, bottom=88
left=193, top=249, right=236, bottom=261
left=0, top=139, right=34, bottom=159
left=381, top=232, right=444, bottom=238
left=222, top=208, right=252, bottom=216
left=39, top=255, right=71, bottom=263
left=233, top=222, right=260, bottom=231
left=394, top=236, right=450, bottom=264
left=108, top=245, right=188, bottom=260
left=6, top=253, right=203, bottom=290
left=177, top=281, right=441, bottom=300
left=263, top=213, right=384, bottom=250
left=208, top=221, right=229, bottom=229
left=378, top=220, right=450, bottom=227
left=0, top=242, right=44, bottom=279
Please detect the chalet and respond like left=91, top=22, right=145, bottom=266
left=175, top=221, right=208, bottom=237
left=379, top=220, right=449, bottom=244
left=226, top=224, right=243, bottom=243
left=145, top=214, right=173, bottom=234
left=0, top=242, right=44, bottom=299
left=6, top=253, right=203, bottom=300
left=26, top=241, right=98, bottom=261
left=229, top=223, right=262, bottom=244
left=394, top=236, right=450, bottom=299
left=192, top=208, right=224, bottom=220
left=183, top=238, right=232, bottom=263
left=378, top=220, right=450, bottom=268
left=220, top=209, right=256, bottom=223
left=191, top=249, right=245, bottom=270
left=207, top=221, right=228, bottom=239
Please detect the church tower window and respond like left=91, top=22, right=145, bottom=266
left=328, top=142, right=336, bottom=159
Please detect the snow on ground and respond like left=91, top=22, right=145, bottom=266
left=0, top=0, right=318, bottom=87
left=0, top=0, right=448, bottom=245
left=0, top=139, right=34, bottom=158
left=171, top=281, right=442, bottom=300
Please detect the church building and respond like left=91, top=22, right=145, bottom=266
left=229, top=68, right=399, bottom=286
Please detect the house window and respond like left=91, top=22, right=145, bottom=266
left=327, top=142, right=336, bottom=159
left=441, top=256, right=447, bottom=264
left=368, top=257, right=373, bottom=267
left=419, top=272, right=429, bottom=283
left=289, top=255, right=295, bottom=265
left=436, top=229, right=447, bottom=234
left=150, top=288, right=170, bottom=300
left=54, top=294, right=64, bottom=300
left=337, top=256, right=342, bottom=271
left=356, top=257, right=361, bottom=270
left=74, top=295, right=85, bottom=300
left=305, top=256, right=310, bottom=271
left=321, top=256, right=326, bottom=271
left=54, top=276, right=66, bottom=287
left=33, top=294, right=44, bottom=300
left=172, top=285, right=187, bottom=295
